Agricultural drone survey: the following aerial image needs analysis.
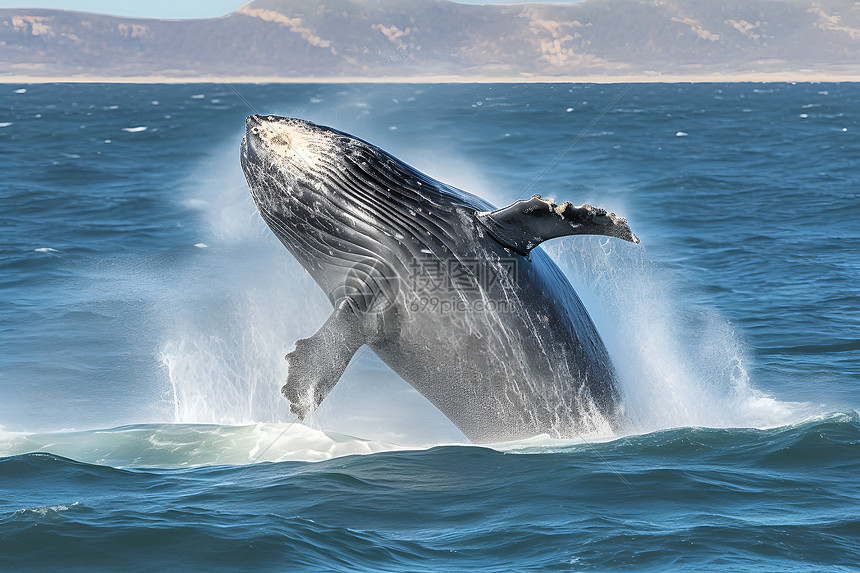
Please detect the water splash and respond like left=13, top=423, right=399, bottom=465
left=160, top=277, right=327, bottom=425
left=159, top=141, right=329, bottom=425
left=545, top=237, right=809, bottom=433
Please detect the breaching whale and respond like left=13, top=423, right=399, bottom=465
left=240, top=115, right=638, bottom=442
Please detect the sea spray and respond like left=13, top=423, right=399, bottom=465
left=160, top=174, right=331, bottom=424
left=545, top=237, right=809, bottom=432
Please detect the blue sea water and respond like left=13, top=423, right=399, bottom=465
left=0, top=82, right=858, bottom=570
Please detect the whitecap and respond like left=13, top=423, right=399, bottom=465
left=566, top=107, right=574, bottom=112
left=0, top=423, right=406, bottom=467
left=122, top=126, right=147, bottom=133
left=34, top=247, right=59, bottom=253
left=14, top=88, right=26, bottom=94
left=0, top=122, right=12, bottom=128
left=151, top=100, right=160, bottom=105
left=194, top=243, right=208, bottom=249
left=675, top=131, right=688, bottom=137
left=16, top=502, right=79, bottom=517
left=191, top=94, right=205, bottom=99
left=799, top=114, right=808, bottom=119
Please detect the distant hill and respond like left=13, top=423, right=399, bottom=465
left=1, top=0, right=859, bottom=80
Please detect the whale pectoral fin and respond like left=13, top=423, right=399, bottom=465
left=476, top=194, right=639, bottom=256
left=282, top=300, right=366, bottom=419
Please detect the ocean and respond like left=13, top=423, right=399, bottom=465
left=0, top=82, right=857, bottom=571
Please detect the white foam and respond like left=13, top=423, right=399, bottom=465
left=0, top=122, right=12, bottom=128
left=675, top=131, right=688, bottom=136
left=191, top=94, right=205, bottom=99
left=0, top=423, right=406, bottom=467
left=13, top=88, right=26, bottom=94
left=194, top=243, right=208, bottom=248
left=34, top=247, right=59, bottom=253
left=122, top=126, right=148, bottom=133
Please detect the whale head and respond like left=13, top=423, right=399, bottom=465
left=241, top=114, right=488, bottom=245
left=241, top=115, right=346, bottom=212
left=240, top=114, right=487, bottom=302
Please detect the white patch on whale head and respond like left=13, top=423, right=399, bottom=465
left=248, top=117, right=336, bottom=173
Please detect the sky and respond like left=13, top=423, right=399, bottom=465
left=0, top=0, right=248, bottom=18
left=0, top=0, right=572, bottom=20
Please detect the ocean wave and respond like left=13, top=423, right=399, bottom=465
left=1, top=412, right=857, bottom=571
left=0, top=423, right=405, bottom=468
left=1, top=411, right=856, bottom=470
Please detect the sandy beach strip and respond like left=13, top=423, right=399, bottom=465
left=2, top=71, right=860, bottom=84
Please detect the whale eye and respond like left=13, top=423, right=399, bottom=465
left=251, top=127, right=260, bottom=134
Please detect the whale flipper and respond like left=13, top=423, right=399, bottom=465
left=282, top=300, right=366, bottom=419
left=477, top=194, right=639, bottom=256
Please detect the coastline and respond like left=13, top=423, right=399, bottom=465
left=2, top=71, right=860, bottom=84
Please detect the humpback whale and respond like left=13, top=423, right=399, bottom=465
left=240, top=115, right=638, bottom=442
